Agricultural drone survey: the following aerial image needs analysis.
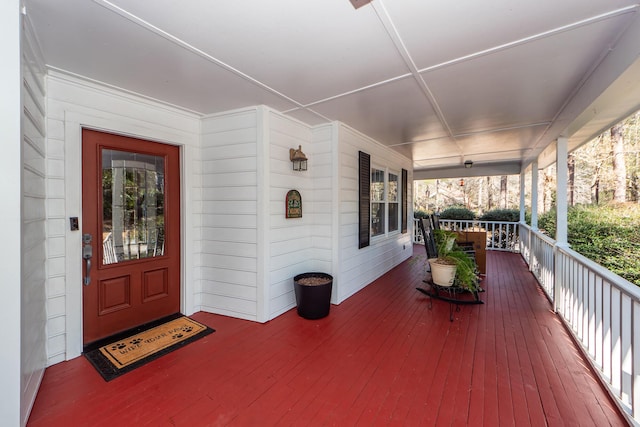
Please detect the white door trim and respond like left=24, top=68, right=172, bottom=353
left=63, top=111, right=193, bottom=360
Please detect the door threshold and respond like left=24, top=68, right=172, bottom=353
left=83, top=312, right=182, bottom=353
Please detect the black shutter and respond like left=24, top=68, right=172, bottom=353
left=358, top=151, right=371, bottom=249
left=401, top=168, right=408, bottom=233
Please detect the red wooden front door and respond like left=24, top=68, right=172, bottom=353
left=82, top=129, right=181, bottom=345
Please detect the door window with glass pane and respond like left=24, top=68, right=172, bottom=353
left=102, top=149, right=165, bottom=264
left=371, top=168, right=385, bottom=237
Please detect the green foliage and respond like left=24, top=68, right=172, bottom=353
left=478, top=208, right=520, bottom=222
left=413, top=209, right=430, bottom=219
left=538, top=204, right=640, bottom=286
left=538, top=208, right=556, bottom=236
left=433, top=229, right=480, bottom=291
left=439, top=206, right=476, bottom=220
left=434, top=229, right=457, bottom=256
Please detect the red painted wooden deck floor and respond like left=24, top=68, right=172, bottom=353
left=28, top=247, right=627, bottom=426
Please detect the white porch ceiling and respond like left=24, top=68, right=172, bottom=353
left=27, top=0, right=640, bottom=176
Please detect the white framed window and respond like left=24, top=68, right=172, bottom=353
left=358, top=150, right=407, bottom=249
left=388, top=171, right=399, bottom=233
left=371, top=168, right=385, bottom=237
left=370, top=167, right=400, bottom=238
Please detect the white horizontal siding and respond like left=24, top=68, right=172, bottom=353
left=200, top=293, right=257, bottom=318
left=21, top=16, right=47, bottom=426
left=201, top=267, right=258, bottom=287
left=267, top=110, right=314, bottom=319
left=310, top=124, right=336, bottom=299
left=202, top=187, right=258, bottom=200
left=336, top=124, right=413, bottom=303
left=200, top=108, right=259, bottom=321
left=202, top=227, right=257, bottom=243
left=45, top=70, right=201, bottom=365
left=200, top=172, right=257, bottom=189
left=33, top=74, right=414, bottom=383
left=201, top=240, right=257, bottom=257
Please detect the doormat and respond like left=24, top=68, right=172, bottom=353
left=84, top=316, right=214, bottom=381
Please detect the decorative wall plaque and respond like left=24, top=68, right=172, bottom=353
left=286, top=190, right=302, bottom=218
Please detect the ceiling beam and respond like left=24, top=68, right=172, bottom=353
left=413, top=162, right=522, bottom=180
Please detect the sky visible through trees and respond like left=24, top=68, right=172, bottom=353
left=414, top=109, right=640, bottom=215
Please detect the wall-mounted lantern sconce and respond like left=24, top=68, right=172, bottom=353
left=289, top=145, right=308, bottom=171
left=459, top=178, right=465, bottom=187
left=464, top=160, right=473, bottom=169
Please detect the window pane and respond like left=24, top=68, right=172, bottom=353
left=388, top=202, right=398, bottom=232
left=102, top=149, right=165, bottom=265
left=371, top=169, right=385, bottom=202
left=371, top=202, right=385, bottom=236
left=388, top=173, right=398, bottom=202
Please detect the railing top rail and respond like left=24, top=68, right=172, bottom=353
left=437, top=219, right=520, bottom=224
left=528, top=227, right=556, bottom=246
left=522, top=221, right=640, bottom=300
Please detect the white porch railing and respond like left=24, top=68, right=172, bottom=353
left=519, top=224, right=555, bottom=301
left=412, top=218, right=520, bottom=252
left=412, top=219, right=424, bottom=244
left=415, top=218, right=640, bottom=422
left=519, top=223, right=640, bottom=425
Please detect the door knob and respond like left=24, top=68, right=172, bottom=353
left=83, top=233, right=93, bottom=286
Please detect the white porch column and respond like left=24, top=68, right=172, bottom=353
left=0, top=1, right=22, bottom=425
left=530, top=161, right=539, bottom=230
left=555, top=137, right=569, bottom=245
left=519, top=168, right=526, bottom=223
left=528, top=161, right=540, bottom=271
left=554, top=137, right=570, bottom=312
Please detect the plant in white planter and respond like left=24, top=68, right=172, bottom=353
left=430, top=230, right=479, bottom=291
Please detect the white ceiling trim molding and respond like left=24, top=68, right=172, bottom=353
left=28, top=0, right=640, bottom=175
left=414, top=162, right=522, bottom=180
left=417, top=5, right=640, bottom=76
left=527, top=6, right=640, bottom=169
left=391, top=121, right=552, bottom=148
left=47, top=67, right=204, bottom=119
left=286, top=72, right=414, bottom=110
left=414, top=148, right=529, bottom=166
left=372, top=0, right=459, bottom=154
left=91, top=0, right=640, bottom=163
left=523, top=5, right=640, bottom=167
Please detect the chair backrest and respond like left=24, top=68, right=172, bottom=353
left=103, top=232, right=118, bottom=264
left=429, top=214, right=440, bottom=230
left=418, top=218, right=438, bottom=259
left=153, top=227, right=165, bottom=257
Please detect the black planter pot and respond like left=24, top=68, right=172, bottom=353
left=293, top=272, right=333, bottom=319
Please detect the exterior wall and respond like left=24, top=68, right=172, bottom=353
left=199, top=107, right=318, bottom=322
left=266, top=110, right=315, bottom=318
left=336, top=124, right=413, bottom=303
left=311, top=124, right=337, bottom=301
left=2, top=3, right=23, bottom=426
left=45, top=71, right=200, bottom=364
left=200, top=108, right=260, bottom=321
left=199, top=109, right=412, bottom=319
left=21, top=14, right=47, bottom=424
left=22, top=70, right=413, bottom=393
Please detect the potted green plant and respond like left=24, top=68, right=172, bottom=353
left=429, top=229, right=479, bottom=291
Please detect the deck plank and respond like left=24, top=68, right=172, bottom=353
left=27, top=246, right=627, bottom=426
